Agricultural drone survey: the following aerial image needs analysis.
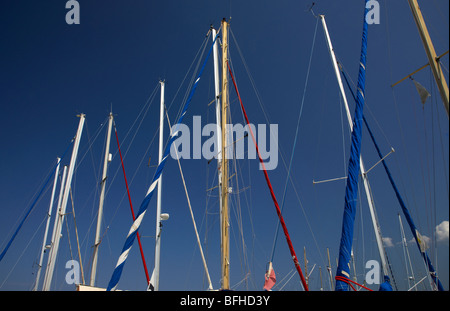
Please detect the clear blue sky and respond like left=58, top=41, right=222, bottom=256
left=0, top=0, right=448, bottom=291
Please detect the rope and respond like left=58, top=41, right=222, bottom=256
left=270, top=16, right=319, bottom=263
left=227, top=61, right=309, bottom=291
left=0, top=139, right=74, bottom=262
left=335, top=276, right=373, bottom=291
left=106, top=31, right=219, bottom=291
left=163, top=105, right=214, bottom=291
left=114, top=122, right=150, bottom=286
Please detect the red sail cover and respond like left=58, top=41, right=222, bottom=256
left=263, top=262, right=276, bottom=291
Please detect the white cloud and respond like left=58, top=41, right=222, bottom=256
left=382, top=237, right=394, bottom=248
left=406, top=221, right=449, bottom=248
left=408, top=235, right=431, bottom=249
left=436, top=221, right=449, bottom=244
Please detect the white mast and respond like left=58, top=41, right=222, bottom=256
left=33, top=157, right=60, bottom=291
left=212, top=27, right=223, bottom=250
left=42, top=114, right=85, bottom=291
left=398, top=214, right=416, bottom=290
left=45, top=164, right=68, bottom=286
left=154, top=80, right=165, bottom=291
left=320, top=15, right=390, bottom=278
left=90, top=112, right=114, bottom=286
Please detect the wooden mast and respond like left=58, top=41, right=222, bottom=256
left=220, top=18, right=230, bottom=290
left=407, top=0, right=449, bottom=117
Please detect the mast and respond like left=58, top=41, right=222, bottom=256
left=107, top=31, right=217, bottom=292
left=43, top=114, right=85, bottom=290
left=398, top=214, right=416, bottom=290
left=33, top=157, right=60, bottom=291
left=319, top=266, right=323, bottom=291
left=44, top=165, right=67, bottom=289
left=332, top=0, right=373, bottom=290
left=227, top=61, right=309, bottom=291
left=304, top=247, right=308, bottom=286
left=212, top=27, right=223, bottom=255
left=327, top=248, right=333, bottom=290
left=407, top=0, right=449, bottom=117
left=90, top=112, right=113, bottom=286
left=319, top=14, right=390, bottom=283
left=220, top=18, right=230, bottom=290
left=154, top=80, right=165, bottom=291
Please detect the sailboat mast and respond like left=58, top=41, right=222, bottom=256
left=304, top=247, right=308, bottom=286
left=154, top=80, right=165, bottom=291
left=327, top=248, right=333, bottom=290
left=319, top=14, right=390, bottom=279
left=43, top=114, right=85, bottom=290
left=220, top=18, right=230, bottom=290
left=407, top=0, right=449, bottom=117
left=398, top=214, right=416, bottom=290
left=90, top=112, right=113, bottom=286
left=212, top=27, right=223, bottom=255
left=33, top=157, right=60, bottom=291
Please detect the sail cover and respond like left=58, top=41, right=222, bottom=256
left=335, top=1, right=370, bottom=291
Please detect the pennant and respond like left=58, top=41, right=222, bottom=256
left=412, top=79, right=431, bottom=105
left=263, top=262, right=276, bottom=291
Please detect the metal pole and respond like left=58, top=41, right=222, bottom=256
left=320, top=14, right=390, bottom=278
left=33, top=158, right=60, bottom=291
left=91, top=112, right=114, bottom=286
left=43, top=114, right=85, bottom=290
left=154, top=81, right=165, bottom=291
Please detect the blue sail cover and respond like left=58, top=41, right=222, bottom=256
left=335, top=1, right=370, bottom=291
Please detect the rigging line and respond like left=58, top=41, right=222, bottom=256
left=227, top=61, right=309, bottom=291
left=278, top=269, right=298, bottom=291
left=0, top=214, right=48, bottom=289
left=119, top=82, right=160, bottom=160
left=168, top=33, right=211, bottom=122
left=222, top=85, right=257, bottom=287
left=114, top=122, right=150, bottom=285
left=118, top=83, right=160, bottom=152
left=105, top=88, right=162, bottom=232
left=270, top=17, right=319, bottom=263
left=164, top=102, right=214, bottom=291
left=228, top=113, right=251, bottom=290
left=0, top=139, right=74, bottom=263
left=339, top=89, right=348, bottom=173
left=107, top=31, right=219, bottom=292
left=75, top=117, right=108, bottom=170
left=168, top=30, right=214, bottom=114
left=68, top=186, right=85, bottom=285
left=433, top=87, right=449, bottom=199
left=230, top=28, right=327, bottom=271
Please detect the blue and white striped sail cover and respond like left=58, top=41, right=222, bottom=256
left=107, top=34, right=218, bottom=291
left=335, top=1, right=370, bottom=291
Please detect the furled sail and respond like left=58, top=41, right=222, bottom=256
left=335, top=0, right=371, bottom=291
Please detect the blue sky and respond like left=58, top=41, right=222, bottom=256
left=0, top=0, right=448, bottom=291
